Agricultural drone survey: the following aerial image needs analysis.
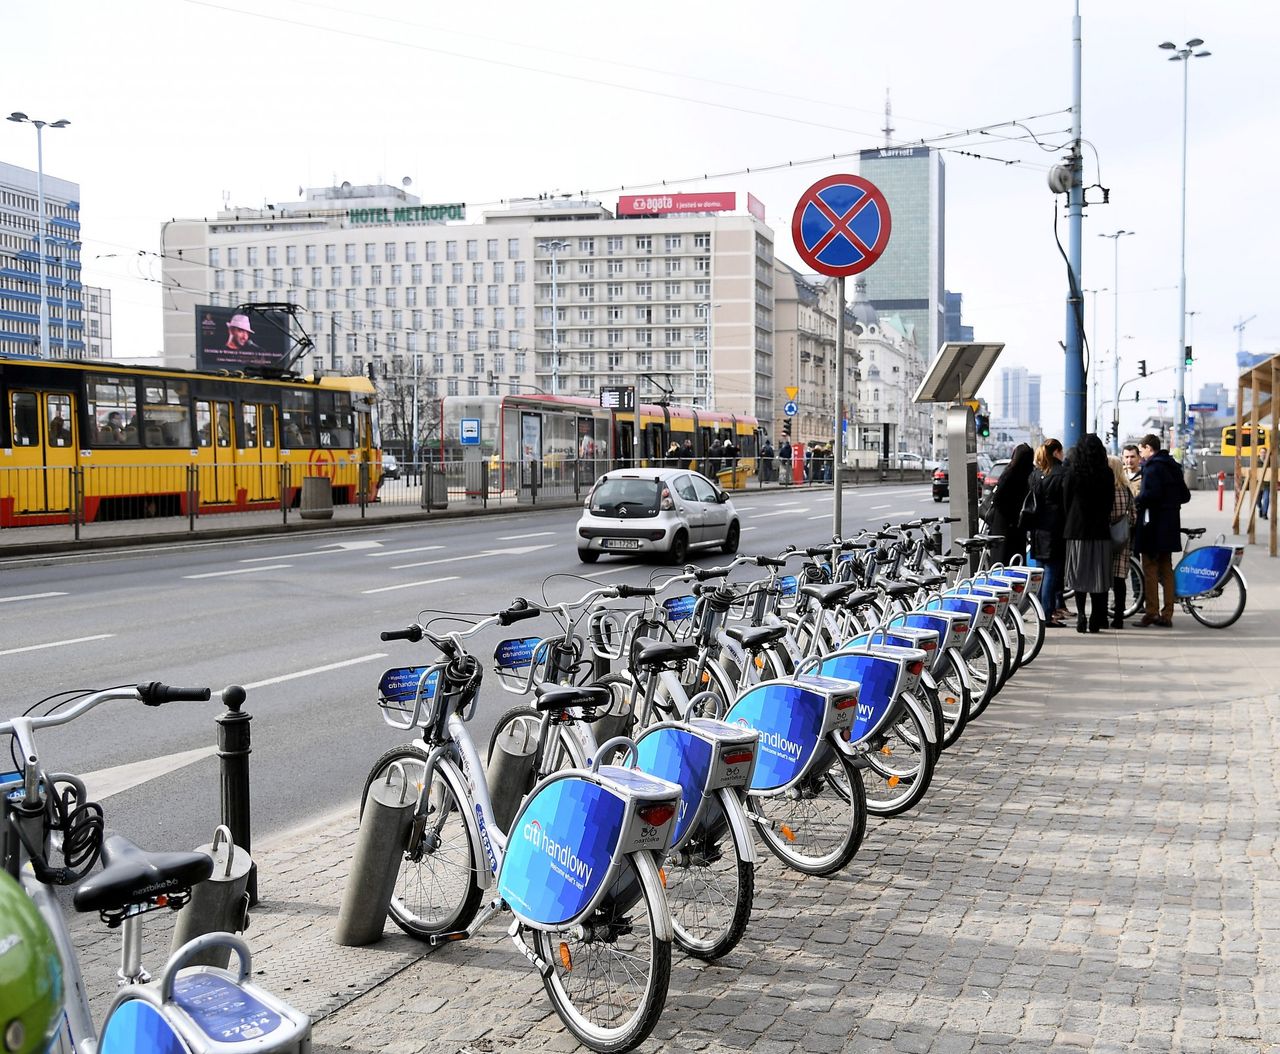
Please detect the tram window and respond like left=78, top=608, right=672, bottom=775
left=48, top=394, right=72, bottom=446
left=281, top=389, right=316, bottom=447
left=195, top=402, right=213, bottom=448
left=88, top=378, right=140, bottom=446
left=240, top=404, right=258, bottom=448
left=141, top=379, right=191, bottom=447
left=318, top=391, right=354, bottom=448
left=259, top=406, right=277, bottom=448
left=10, top=392, right=38, bottom=446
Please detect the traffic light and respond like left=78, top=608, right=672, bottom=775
left=1138, top=359, right=1148, bottom=377
left=782, top=418, right=792, bottom=439
left=974, top=413, right=990, bottom=438
left=1184, top=345, right=1194, bottom=366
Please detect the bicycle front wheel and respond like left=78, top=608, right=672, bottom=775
left=1125, top=556, right=1144, bottom=618
left=860, top=697, right=936, bottom=817
left=360, top=747, right=482, bottom=939
left=664, top=789, right=754, bottom=961
left=1017, top=593, right=1046, bottom=667
left=534, top=851, right=671, bottom=1053
left=1183, top=567, right=1247, bottom=629
left=934, top=649, right=973, bottom=749
left=750, top=746, right=866, bottom=877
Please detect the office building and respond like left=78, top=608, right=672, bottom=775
left=856, top=147, right=945, bottom=363
left=82, top=285, right=111, bottom=359
left=1000, top=366, right=1043, bottom=428
left=0, top=161, right=82, bottom=358
left=943, top=290, right=973, bottom=343
left=1027, top=373, right=1041, bottom=429
left=162, top=185, right=775, bottom=421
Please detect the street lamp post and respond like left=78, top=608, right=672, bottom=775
left=541, top=239, right=570, bottom=395
left=1099, top=230, right=1135, bottom=452
left=697, top=301, right=720, bottom=410
left=1159, top=37, right=1210, bottom=458
left=1084, top=287, right=1108, bottom=432
left=7, top=112, right=71, bottom=359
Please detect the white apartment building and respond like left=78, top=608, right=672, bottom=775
left=161, top=185, right=775, bottom=421
left=850, top=281, right=931, bottom=457
left=82, top=284, right=111, bottom=359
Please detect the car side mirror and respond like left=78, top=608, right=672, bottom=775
left=716, top=489, right=729, bottom=503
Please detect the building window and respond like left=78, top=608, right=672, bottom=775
left=665, top=235, right=682, bottom=251
left=665, top=328, right=682, bottom=347
left=384, top=242, right=396, bottom=263
left=508, top=237, right=520, bottom=259
left=446, top=241, right=458, bottom=261
left=405, top=242, right=417, bottom=262
left=426, top=242, right=438, bottom=261
left=466, top=239, right=479, bottom=261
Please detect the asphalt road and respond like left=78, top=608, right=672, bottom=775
left=0, top=482, right=935, bottom=854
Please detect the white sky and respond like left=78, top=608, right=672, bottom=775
left=5, top=0, right=1277, bottom=440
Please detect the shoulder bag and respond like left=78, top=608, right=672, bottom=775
left=1017, top=488, right=1038, bottom=531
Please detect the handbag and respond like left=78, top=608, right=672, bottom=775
left=1017, top=488, right=1037, bottom=531
left=978, top=492, right=994, bottom=522
left=1109, top=516, right=1129, bottom=547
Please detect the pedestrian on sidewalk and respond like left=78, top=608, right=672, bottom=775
left=778, top=438, right=792, bottom=486
left=989, top=443, right=1034, bottom=566
left=1134, top=433, right=1191, bottom=627
left=1063, top=434, right=1114, bottom=633
left=1028, top=438, right=1068, bottom=626
left=1107, top=455, right=1137, bottom=628
left=1121, top=443, right=1142, bottom=496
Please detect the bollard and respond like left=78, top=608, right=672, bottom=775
left=334, top=764, right=416, bottom=946
left=484, top=721, right=539, bottom=836
left=170, top=825, right=252, bottom=969
left=1218, top=470, right=1226, bottom=511
left=216, top=686, right=257, bottom=906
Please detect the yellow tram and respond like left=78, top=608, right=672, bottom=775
left=0, top=354, right=380, bottom=527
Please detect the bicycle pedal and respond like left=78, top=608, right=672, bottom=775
left=427, top=929, right=471, bottom=946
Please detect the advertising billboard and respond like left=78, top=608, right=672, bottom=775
left=616, top=192, right=736, bottom=216
left=194, top=305, right=292, bottom=373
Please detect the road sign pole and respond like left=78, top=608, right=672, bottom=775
left=833, top=275, right=845, bottom=538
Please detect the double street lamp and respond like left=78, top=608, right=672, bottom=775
left=1098, top=230, right=1135, bottom=452
left=540, top=239, right=570, bottom=395
left=1159, top=37, right=1210, bottom=456
left=7, top=112, right=71, bottom=359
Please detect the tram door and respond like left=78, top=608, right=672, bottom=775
left=195, top=399, right=236, bottom=504
left=235, top=403, right=279, bottom=502
left=5, top=390, right=77, bottom=515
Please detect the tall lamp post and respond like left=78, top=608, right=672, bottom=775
left=540, top=239, right=570, bottom=395
left=697, top=301, right=720, bottom=410
left=1083, top=287, right=1108, bottom=432
left=7, top=113, right=71, bottom=359
left=1159, top=37, right=1210, bottom=458
left=1099, top=230, right=1135, bottom=452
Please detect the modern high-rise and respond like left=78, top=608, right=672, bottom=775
left=1027, top=374, right=1042, bottom=429
left=999, top=366, right=1042, bottom=428
left=161, top=184, right=775, bottom=420
left=856, top=147, right=945, bottom=363
left=943, top=290, right=973, bottom=343
left=0, top=161, right=83, bottom=358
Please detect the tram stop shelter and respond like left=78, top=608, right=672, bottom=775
left=1233, top=350, right=1279, bottom=557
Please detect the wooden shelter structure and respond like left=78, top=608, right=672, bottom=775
left=1233, top=351, right=1278, bottom=556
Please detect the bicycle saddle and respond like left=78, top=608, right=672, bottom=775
left=73, top=834, right=213, bottom=915
left=939, top=556, right=969, bottom=569
left=1182, top=527, right=1206, bottom=539
left=534, top=683, right=612, bottom=715
left=799, top=581, right=868, bottom=608
left=907, top=573, right=948, bottom=589
left=724, top=624, right=787, bottom=649
left=882, top=582, right=920, bottom=599
left=954, top=536, right=1001, bottom=551
left=634, top=639, right=700, bottom=668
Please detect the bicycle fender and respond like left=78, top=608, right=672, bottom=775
left=900, top=691, right=938, bottom=746
left=716, top=787, right=758, bottom=865
left=434, top=751, right=493, bottom=891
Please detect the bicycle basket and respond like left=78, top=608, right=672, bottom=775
left=493, top=635, right=547, bottom=695
left=377, top=666, right=440, bottom=730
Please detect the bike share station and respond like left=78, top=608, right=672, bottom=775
left=913, top=341, right=1005, bottom=569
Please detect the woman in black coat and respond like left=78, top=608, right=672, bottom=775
left=1062, top=433, right=1115, bottom=633
left=989, top=443, right=1034, bottom=566
left=1028, top=438, right=1067, bottom=625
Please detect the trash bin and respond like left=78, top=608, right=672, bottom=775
left=300, top=475, right=334, bottom=520
left=419, top=464, right=448, bottom=510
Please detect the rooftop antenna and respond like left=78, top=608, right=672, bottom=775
left=882, top=88, right=894, bottom=146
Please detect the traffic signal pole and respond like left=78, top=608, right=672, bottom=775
left=1062, top=3, right=1087, bottom=450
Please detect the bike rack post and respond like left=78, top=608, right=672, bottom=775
left=169, top=825, right=253, bottom=968
left=186, top=464, right=198, bottom=532
left=485, top=721, right=539, bottom=836
left=281, top=463, right=290, bottom=525
left=359, top=461, right=369, bottom=518
left=71, top=466, right=83, bottom=541
left=216, top=686, right=257, bottom=906
left=334, top=763, right=416, bottom=946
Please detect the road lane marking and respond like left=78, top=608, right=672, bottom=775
left=774, top=501, right=802, bottom=507
left=243, top=653, right=391, bottom=688
left=184, top=564, right=292, bottom=579
left=740, top=526, right=757, bottom=532
left=0, top=634, right=114, bottom=657
left=241, top=540, right=384, bottom=562
left=393, top=543, right=554, bottom=571
left=362, top=575, right=461, bottom=596
left=871, top=504, right=891, bottom=510
left=884, top=510, right=914, bottom=518
left=0, top=592, right=68, bottom=604
left=497, top=531, right=556, bottom=540
left=734, top=505, right=757, bottom=512
left=807, top=514, right=830, bottom=521
left=369, top=545, right=446, bottom=558
left=751, top=509, right=809, bottom=519
left=83, top=745, right=218, bottom=802
left=578, top=568, right=625, bottom=579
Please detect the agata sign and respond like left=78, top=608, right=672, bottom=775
left=616, top=193, right=735, bottom=216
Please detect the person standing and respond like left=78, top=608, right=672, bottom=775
left=989, top=443, right=1034, bottom=566
left=1107, top=455, right=1137, bottom=628
left=777, top=438, right=792, bottom=486
left=1062, top=434, right=1115, bottom=633
left=760, top=438, right=775, bottom=482
left=1028, top=438, right=1068, bottom=626
left=1134, top=433, right=1191, bottom=627
left=1121, top=443, right=1142, bottom=496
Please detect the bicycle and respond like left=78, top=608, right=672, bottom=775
left=1124, top=528, right=1248, bottom=628
left=1, top=682, right=311, bottom=1054
left=365, top=601, right=683, bottom=1053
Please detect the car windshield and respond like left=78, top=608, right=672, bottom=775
left=589, top=477, right=661, bottom=517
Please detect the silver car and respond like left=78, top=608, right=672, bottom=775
left=576, top=468, right=741, bottom=564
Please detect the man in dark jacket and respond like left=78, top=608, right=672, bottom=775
left=1134, top=433, right=1191, bottom=627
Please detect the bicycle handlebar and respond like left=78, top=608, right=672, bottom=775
left=137, top=682, right=212, bottom=705
left=498, top=599, right=540, bottom=626
left=381, top=625, right=425, bottom=642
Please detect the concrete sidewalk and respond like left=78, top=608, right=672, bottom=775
left=69, top=488, right=1279, bottom=1053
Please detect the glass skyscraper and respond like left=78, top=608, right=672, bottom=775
left=857, top=147, right=945, bottom=363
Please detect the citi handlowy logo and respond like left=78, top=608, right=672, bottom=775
left=1183, top=564, right=1221, bottom=578
left=523, top=819, right=593, bottom=884
left=754, top=727, right=803, bottom=761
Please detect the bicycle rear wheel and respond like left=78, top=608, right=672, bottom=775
left=1017, top=594, right=1046, bottom=667
left=750, top=747, right=866, bottom=877
left=963, top=629, right=998, bottom=720
left=664, top=790, right=754, bottom=961
left=360, top=747, right=482, bottom=939
left=533, top=851, right=671, bottom=1053
left=1183, top=567, right=1247, bottom=629
left=1125, top=557, right=1144, bottom=618
left=860, top=698, right=936, bottom=817
left=934, top=650, right=972, bottom=749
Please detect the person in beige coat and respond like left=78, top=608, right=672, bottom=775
left=1107, top=456, right=1137, bottom=628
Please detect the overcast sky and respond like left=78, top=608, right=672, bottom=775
left=5, top=0, right=1276, bottom=439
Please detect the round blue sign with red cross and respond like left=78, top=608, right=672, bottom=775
left=791, top=174, right=892, bottom=278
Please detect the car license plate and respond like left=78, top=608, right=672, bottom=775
left=604, top=538, right=640, bottom=550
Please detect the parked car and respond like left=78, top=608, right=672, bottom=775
left=884, top=451, right=932, bottom=471
left=576, top=468, right=740, bottom=564
left=932, top=463, right=949, bottom=502
left=379, top=452, right=400, bottom=481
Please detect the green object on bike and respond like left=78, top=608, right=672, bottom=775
left=0, top=870, right=64, bottom=1054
